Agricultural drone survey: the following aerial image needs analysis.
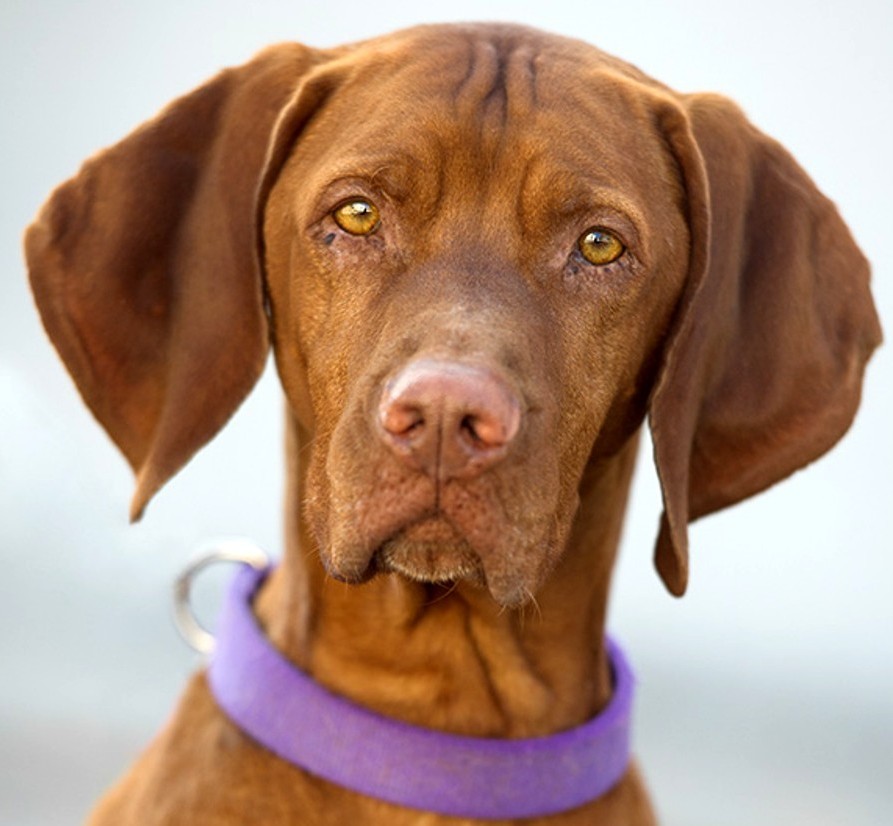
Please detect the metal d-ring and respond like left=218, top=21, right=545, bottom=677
left=173, top=539, right=270, bottom=655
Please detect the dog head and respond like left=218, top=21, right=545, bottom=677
left=26, top=24, right=880, bottom=605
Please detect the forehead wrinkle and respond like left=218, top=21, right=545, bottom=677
left=505, top=45, right=539, bottom=118
left=453, top=38, right=502, bottom=123
left=451, top=35, right=541, bottom=126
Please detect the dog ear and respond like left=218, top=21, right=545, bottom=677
left=26, top=44, right=335, bottom=519
left=650, top=93, right=882, bottom=596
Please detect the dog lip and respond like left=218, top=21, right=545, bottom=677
left=480, top=573, right=531, bottom=608
left=322, top=557, right=377, bottom=585
left=371, top=515, right=485, bottom=585
left=323, top=511, right=548, bottom=607
left=376, top=548, right=483, bottom=587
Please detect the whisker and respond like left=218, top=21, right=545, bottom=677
left=523, top=587, right=543, bottom=621
left=426, top=580, right=461, bottom=606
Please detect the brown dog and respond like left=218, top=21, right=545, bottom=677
left=26, top=22, right=880, bottom=825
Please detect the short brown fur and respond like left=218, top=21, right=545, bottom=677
left=26, top=23, right=880, bottom=825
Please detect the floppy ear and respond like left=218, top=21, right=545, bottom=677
left=26, top=44, right=335, bottom=519
left=650, top=93, right=882, bottom=596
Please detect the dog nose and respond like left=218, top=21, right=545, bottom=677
left=378, top=359, right=521, bottom=478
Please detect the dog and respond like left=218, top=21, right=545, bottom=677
left=26, top=22, right=881, bottom=825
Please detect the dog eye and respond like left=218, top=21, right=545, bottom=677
left=578, top=227, right=625, bottom=266
left=332, top=199, right=381, bottom=236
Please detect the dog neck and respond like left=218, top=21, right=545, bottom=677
left=255, top=412, right=638, bottom=739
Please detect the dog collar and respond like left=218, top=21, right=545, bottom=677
left=207, top=561, right=635, bottom=820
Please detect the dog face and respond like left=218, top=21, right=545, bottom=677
left=26, top=24, right=880, bottom=604
left=263, top=35, right=692, bottom=604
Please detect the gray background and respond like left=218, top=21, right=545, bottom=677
left=2, top=1, right=891, bottom=824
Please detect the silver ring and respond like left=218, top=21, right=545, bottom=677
left=173, top=539, right=270, bottom=654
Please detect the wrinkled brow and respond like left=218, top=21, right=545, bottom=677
left=450, top=36, right=541, bottom=123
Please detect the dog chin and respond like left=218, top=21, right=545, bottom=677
left=374, top=521, right=485, bottom=587
left=324, top=515, right=547, bottom=607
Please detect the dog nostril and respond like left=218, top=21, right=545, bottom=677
left=380, top=400, right=425, bottom=438
left=460, top=415, right=479, bottom=443
left=460, top=410, right=518, bottom=449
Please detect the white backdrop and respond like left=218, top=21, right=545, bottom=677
left=1, top=1, right=890, bottom=824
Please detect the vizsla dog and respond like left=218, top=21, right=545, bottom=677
left=27, top=22, right=880, bottom=825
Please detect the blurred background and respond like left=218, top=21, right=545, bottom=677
left=1, top=1, right=890, bottom=824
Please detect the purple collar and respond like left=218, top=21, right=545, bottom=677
left=208, top=563, right=635, bottom=820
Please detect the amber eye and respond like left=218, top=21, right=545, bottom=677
left=332, top=199, right=381, bottom=236
left=578, top=227, right=625, bottom=266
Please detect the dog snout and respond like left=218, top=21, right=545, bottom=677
left=378, top=359, right=521, bottom=479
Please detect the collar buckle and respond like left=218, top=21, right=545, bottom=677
left=173, top=539, right=270, bottom=654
